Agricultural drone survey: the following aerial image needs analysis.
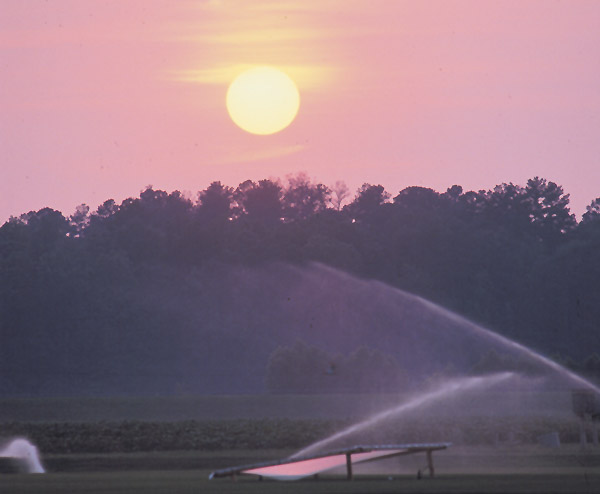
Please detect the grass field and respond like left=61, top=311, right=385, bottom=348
left=0, top=394, right=391, bottom=422
left=2, top=394, right=599, bottom=492
left=2, top=446, right=600, bottom=493
left=0, top=391, right=573, bottom=422
left=3, top=472, right=600, bottom=494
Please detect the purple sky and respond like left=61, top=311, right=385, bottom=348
left=2, top=0, right=599, bottom=221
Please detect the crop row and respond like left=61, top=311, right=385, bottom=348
left=0, top=419, right=342, bottom=454
left=0, top=416, right=588, bottom=454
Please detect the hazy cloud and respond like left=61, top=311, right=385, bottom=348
left=217, top=144, right=306, bottom=165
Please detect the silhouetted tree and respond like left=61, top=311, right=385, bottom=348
left=444, top=185, right=463, bottom=201
left=94, top=199, right=119, bottom=219
left=523, top=177, right=575, bottom=242
left=235, top=179, right=283, bottom=224
left=393, top=186, right=441, bottom=210
left=69, top=204, right=90, bottom=237
left=346, top=183, right=390, bottom=222
left=282, top=173, right=330, bottom=221
left=1, top=175, right=599, bottom=396
left=331, top=180, right=350, bottom=211
left=266, top=341, right=330, bottom=393
left=582, top=197, right=600, bottom=224
left=482, top=182, right=533, bottom=235
left=197, top=181, right=234, bottom=223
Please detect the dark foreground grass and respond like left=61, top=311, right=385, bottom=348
left=37, top=445, right=600, bottom=474
left=2, top=447, right=600, bottom=494
left=2, top=472, right=600, bottom=494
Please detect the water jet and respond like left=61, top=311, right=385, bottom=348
left=0, top=438, right=45, bottom=474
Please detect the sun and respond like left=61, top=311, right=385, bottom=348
left=226, top=66, right=300, bottom=135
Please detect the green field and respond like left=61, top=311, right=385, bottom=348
left=2, top=447, right=600, bottom=494
left=2, top=447, right=600, bottom=493
left=2, top=394, right=600, bottom=493
left=2, top=472, right=600, bottom=494
left=0, top=391, right=573, bottom=422
left=0, top=445, right=600, bottom=494
left=0, top=394, right=419, bottom=422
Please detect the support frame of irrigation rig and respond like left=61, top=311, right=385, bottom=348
left=209, top=443, right=451, bottom=481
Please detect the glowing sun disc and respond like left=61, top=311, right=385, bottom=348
left=226, top=66, right=300, bottom=135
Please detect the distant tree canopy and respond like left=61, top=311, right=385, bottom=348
left=265, top=341, right=405, bottom=394
left=1, top=174, right=599, bottom=396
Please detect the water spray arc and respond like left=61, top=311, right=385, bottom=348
left=213, top=263, right=600, bottom=481
left=416, top=296, right=600, bottom=395
left=293, top=372, right=514, bottom=458
left=296, top=263, right=599, bottom=393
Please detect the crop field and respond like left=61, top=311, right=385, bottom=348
left=0, top=394, right=399, bottom=422
left=2, top=394, right=600, bottom=493
left=0, top=391, right=573, bottom=422
left=2, top=448, right=600, bottom=494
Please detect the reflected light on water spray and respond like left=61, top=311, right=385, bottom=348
left=417, top=297, right=600, bottom=395
left=293, top=372, right=514, bottom=458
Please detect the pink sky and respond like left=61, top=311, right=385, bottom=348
left=1, top=0, right=599, bottom=221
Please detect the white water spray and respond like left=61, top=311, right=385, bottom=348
left=416, top=296, right=600, bottom=395
left=293, top=372, right=514, bottom=458
left=288, top=265, right=600, bottom=460
left=296, top=263, right=600, bottom=393
left=0, top=438, right=45, bottom=473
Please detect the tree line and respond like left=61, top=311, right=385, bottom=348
left=1, top=173, right=599, bottom=395
left=266, top=341, right=406, bottom=393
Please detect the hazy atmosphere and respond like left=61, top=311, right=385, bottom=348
left=2, top=1, right=600, bottom=221
left=2, top=1, right=600, bottom=492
